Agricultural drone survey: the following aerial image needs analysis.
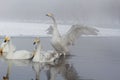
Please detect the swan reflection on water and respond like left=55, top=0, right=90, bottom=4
left=2, top=59, right=32, bottom=80
left=45, top=56, right=80, bottom=80
left=1, top=55, right=82, bottom=80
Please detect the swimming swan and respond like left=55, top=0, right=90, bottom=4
left=0, top=36, right=34, bottom=59
left=46, top=13, right=99, bottom=55
left=32, top=38, right=60, bottom=63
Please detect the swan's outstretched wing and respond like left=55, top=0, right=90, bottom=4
left=64, top=24, right=99, bottom=46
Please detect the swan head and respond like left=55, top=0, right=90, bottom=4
left=4, top=36, right=10, bottom=43
left=33, top=37, right=40, bottom=45
left=46, top=13, right=54, bottom=17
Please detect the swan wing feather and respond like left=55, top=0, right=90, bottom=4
left=13, top=50, right=32, bottom=59
left=63, top=24, right=99, bottom=46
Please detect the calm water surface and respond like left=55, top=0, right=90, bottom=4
left=0, top=37, right=120, bottom=80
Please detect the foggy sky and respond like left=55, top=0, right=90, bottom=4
left=0, top=0, right=120, bottom=26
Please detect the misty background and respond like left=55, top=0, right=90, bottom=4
left=0, top=0, right=120, bottom=28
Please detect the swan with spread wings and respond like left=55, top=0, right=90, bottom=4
left=46, top=13, right=99, bottom=55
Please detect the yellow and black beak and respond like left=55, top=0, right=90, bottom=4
left=4, top=36, right=10, bottom=43
left=46, top=13, right=53, bottom=17
left=33, top=37, right=40, bottom=45
left=33, top=42, right=36, bottom=45
left=4, top=40, right=7, bottom=42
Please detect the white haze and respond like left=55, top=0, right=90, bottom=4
left=0, top=22, right=120, bottom=37
left=0, top=0, right=120, bottom=28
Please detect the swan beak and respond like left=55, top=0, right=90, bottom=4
left=4, top=36, right=10, bottom=42
left=33, top=37, right=40, bottom=45
left=46, top=14, right=49, bottom=16
left=4, top=40, right=7, bottom=42
left=4, top=39, right=9, bottom=42
left=46, top=13, right=53, bottom=17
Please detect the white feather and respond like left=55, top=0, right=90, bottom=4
left=63, top=24, right=99, bottom=46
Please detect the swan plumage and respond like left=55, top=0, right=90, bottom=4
left=46, top=13, right=99, bottom=55
left=0, top=36, right=33, bottom=59
left=32, top=38, right=60, bottom=63
left=5, top=50, right=33, bottom=59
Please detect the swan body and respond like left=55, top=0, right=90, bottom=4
left=32, top=38, right=60, bottom=63
left=5, top=50, right=33, bottom=59
left=0, top=36, right=33, bottom=59
left=46, top=13, right=99, bottom=55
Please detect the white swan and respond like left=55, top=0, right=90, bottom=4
left=0, top=36, right=34, bottom=59
left=46, top=13, right=99, bottom=55
left=32, top=38, right=61, bottom=63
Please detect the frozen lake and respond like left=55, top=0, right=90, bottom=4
left=0, top=37, right=120, bottom=80
left=0, top=22, right=120, bottom=37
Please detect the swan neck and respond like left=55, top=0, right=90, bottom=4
left=35, top=43, right=42, bottom=55
left=7, top=41, right=11, bottom=52
left=51, top=16, right=61, bottom=37
left=8, top=41, right=14, bottom=53
left=51, top=17, right=57, bottom=28
left=38, top=43, right=42, bottom=51
left=33, top=42, right=42, bottom=62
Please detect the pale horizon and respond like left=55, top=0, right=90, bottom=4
left=0, top=0, right=120, bottom=28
